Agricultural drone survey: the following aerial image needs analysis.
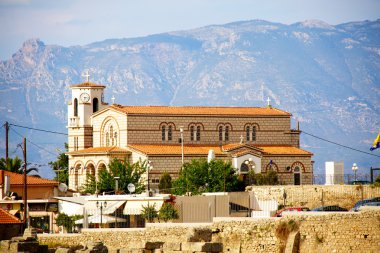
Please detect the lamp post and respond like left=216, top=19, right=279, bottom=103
left=352, top=163, right=358, bottom=182
left=179, top=126, right=184, bottom=165
left=147, top=161, right=153, bottom=192
left=96, top=200, right=107, bottom=228
left=114, top=177, right=120, bottom=194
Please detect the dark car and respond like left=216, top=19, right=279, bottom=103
left=311, top=205, right=348, bottom=212
left=273, top=207, right=310, bottom=217
left=351, top=197, right=380, bottom=212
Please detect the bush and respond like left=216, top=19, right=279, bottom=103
left=141, top=203, right=158, bottom=222
left=159, top=172, right=172, bottom=194
left=159, top=203, right=179, bottom=222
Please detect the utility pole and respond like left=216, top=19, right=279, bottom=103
left=5, top=121, right=9, bottom=160
left=23, top=137, right=27, bottom=227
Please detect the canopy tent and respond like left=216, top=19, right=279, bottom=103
left=75, top=214, right=127, bottom=224
left=123, top=200, right=164, bottom=215
left=84, top=200, right=125, bottom=215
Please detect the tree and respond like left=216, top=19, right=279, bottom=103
left=0, top=156, right=38, bottom=175
left=172, top=158, right=244, bottom=195
left=55, top=213, right=82, bottom=233
left=141, top=203, right=158, bottom=222
left=49, top=143, right=69, bottom=184
left=158, top=172, right=172, bottom=194
left=81, top=158, right=147, bottom=194
left=159, top=203, right=179, bottom=222
left=249, top=169, right=279, bottom=186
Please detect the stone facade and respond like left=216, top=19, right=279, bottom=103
left=246, top=185, right=380, bottom=210
left=37, top=209, right=380, bottom=253
left=66, top=82, right=313, bottom=191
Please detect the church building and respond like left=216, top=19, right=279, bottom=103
left=67, top=81, right=313, bottom=191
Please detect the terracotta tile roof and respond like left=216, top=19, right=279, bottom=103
left=257, top=145, right=313, bottom=156
left=67, top=146, right=131, bottom=155
left=0, top=207, right=22, bottom=224
left=70, top=82, right=106, bottom=88
left=128, top=144, right=226, bottom=155
left=127, top=144, right=312, bottom=156
left=110, top=104, right=291, bottom=116
left=0, top=170, right=58, bottom=186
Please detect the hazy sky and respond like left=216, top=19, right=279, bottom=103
left=0, top=0, right=379, bottom=60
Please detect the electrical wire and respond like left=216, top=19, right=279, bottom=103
left=9, top=127, right=59, bottom=156
left=9, top=123, right=68, bottom=136
left=301, top=130, right=380, bottom=158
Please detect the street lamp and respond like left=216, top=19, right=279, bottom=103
left=114, top=177, right=120, bottom=194
left=147, top=161, right=153, bottom=192
left=96, top=200, right=107, bottom=228
left=352, top=163, right=358, bottom=182
left=179, top=126, right=184, bottom=165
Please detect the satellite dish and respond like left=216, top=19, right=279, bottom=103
left=58, top=183, right=68, bottom=192
left=127, top=183, right=135, bottom=193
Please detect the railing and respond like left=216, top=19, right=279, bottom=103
left=69, top=117, right=80, bottom=127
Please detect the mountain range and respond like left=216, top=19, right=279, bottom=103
left=1, top=19, right=379, bottom=180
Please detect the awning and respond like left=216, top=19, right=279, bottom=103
left=84, top=201, right=125, bottom=214
left=75, top=214, right=127, bottom=224
left=123, top=200, right=163, bottom=215
left=8, top=209, right=19, bottom=215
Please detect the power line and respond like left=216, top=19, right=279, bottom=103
left=302, top=130, right=380, bottom=158
left=10, top=127, right=59, bottom=156
left=9, top=123, right=68, bottom=136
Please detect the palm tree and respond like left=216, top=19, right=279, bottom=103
left=0, top=157, right=38, bottom=174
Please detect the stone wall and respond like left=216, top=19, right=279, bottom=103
left=247, top=185, right=380, bottom=209
left=38, top=209, right=380, bottom=253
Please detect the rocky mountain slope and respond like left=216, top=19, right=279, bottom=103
left=1, top=19, right=379, bottom=179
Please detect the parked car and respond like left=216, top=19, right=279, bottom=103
left=273, top=207, right=310, bottom=217
left=349, top=180, right=371, bottom=185
left=311, top=205, right=348, bottom=212
left=351, top=197, right=380, bottom=212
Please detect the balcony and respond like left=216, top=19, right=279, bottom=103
left=69, top=117, right=80, bottom=127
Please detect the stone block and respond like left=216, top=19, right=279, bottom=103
left=1, top=240, right=11, bottom=250
left=183, top=242, right=223, bottom=252
left=163, top=242, right=181, bottom=251
left=145, top=241, right=164, bottom=250
left=56, top=247, right=75, bottom=253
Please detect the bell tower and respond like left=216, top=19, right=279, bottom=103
left=67, top=72, right=107, bottom=152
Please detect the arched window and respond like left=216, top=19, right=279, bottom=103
left=252, top=126, right=256, bottom=141
left=114, top=132, right=118, bottom=146
left=190, top=126, right=194, bottom=141
left=93, top=98, right=99, bottom=113
left=196, top=126, right=201, bottom=141
left=246, top=126, right=250, bottom=141
left=110, top=126, right=114, bottom=145
left=225, top=126, right=229, bottom=141
left=162, top=126, right=166, bottom=141
left=106, top=132, right=110, bottom=146
left=219, top=126, right=223, bottom=141
left=168, top=125, right=172, bottom=141
left=74, top=98, right=78, bottom=117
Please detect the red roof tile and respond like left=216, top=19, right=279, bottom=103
left=128, top=144, right=226, bottom=155
left=0, top=207, right=22, bottom=224
left=70, top=82, right=106, bottom=88
left=0, top=170, right=59, bottom=186
left=67, top=146, right=130, bottom=155
left=128, top=144, right=312, bottom=156
left=110, top=104, right=291, bottom=116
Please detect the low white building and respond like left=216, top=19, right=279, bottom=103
left=325, top=161, right=344, bottom=185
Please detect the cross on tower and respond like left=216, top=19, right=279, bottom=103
left=111, top=95, right=116, bottom=104
left=82, top=70, right=90, bottom=82
left=267, top=97, right=271, bottom=107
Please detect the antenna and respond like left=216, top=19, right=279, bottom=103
left=127, top=183, right=135, bottom=194
left=58, top=183, right=68, bottom=193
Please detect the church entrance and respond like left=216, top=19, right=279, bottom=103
left=294, top=166, right=301, bottom=185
